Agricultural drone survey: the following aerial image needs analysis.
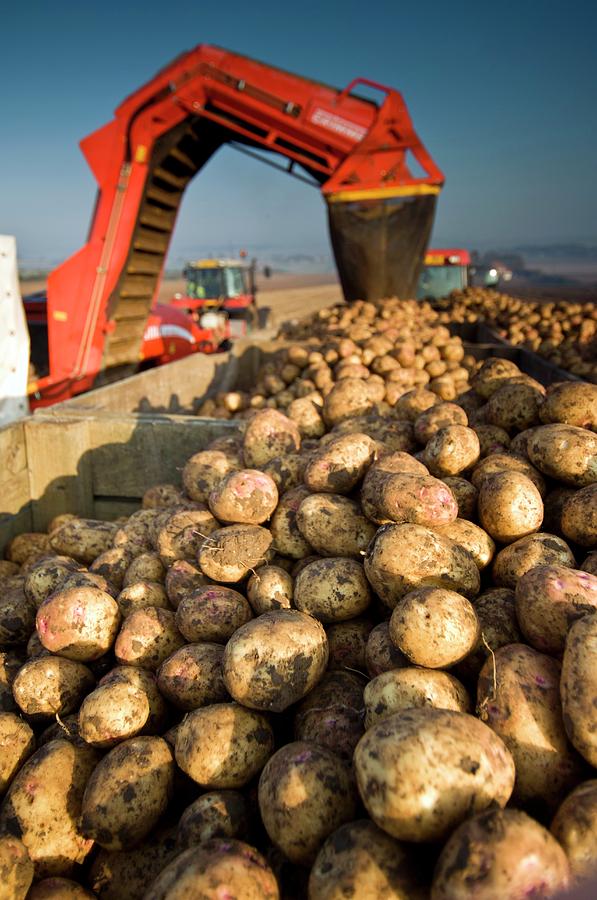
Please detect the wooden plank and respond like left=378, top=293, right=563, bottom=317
left=24, top=416, right=95, bottom=530
left=0, top=421, right=33, bottom=554
left=94, top=498, right=141, bottom=521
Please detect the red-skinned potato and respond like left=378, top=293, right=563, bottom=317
left=36, top=586, right=121, bottom=661
left=208, top=469, right=278, bottom=524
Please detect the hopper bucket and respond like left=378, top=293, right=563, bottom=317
left=327, top=193, right=437, bottom=302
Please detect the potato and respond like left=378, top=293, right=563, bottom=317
left=295, top=670, right=364, bottom=719
left=0, top=560, right=20, bottom=580
left=293, top=558, right=371, bottom=623
left=12, top=657, right=94, bottom=720
left=80, top=736, right=174, bottom=850
left=114, top=607, right=184, bottom=670
left=436, top=519, right=495, bottom=570
left=157, top=642, right=228, bottom=710
left=365, top=622, right=408, bottom=676
left=395, top=387, right=438, bottom=420
left=144, top=839, right=279, bottom=900
left=246, top=565, right=293, bottom=615
left=478, top=643, right=584, bottom=812
left=480, top=471, right=544, bottom=544
left=88, top=824, right=179, bottom=900
left=242, top=408, right=301, bottom=467
left=527, top=424, right=597, bottom=487
left=485, top=380, right=544, bottom=432
left=474, top=423, right=511, bottom=457
left=223, top=609, right=328, bottom=712
left=0, top=651, right=23, bottom=712
left=442, top=476, right=478, bottom=519
left=175, top=702, right=273, bottom=788
left=156, top=508, right=219, bottom=567
left=142, top=483, right=186, bottom=509
left=294, top=705, right=363, bottom=761
left=368, top=472, right=458, bottom=528
left=364, top=668, right=470, bottom=727
left=258, top=741, right=357, bottom=864
left=540, top=382, right=597, bottom=430
left=561, top=483, right=597, bottom=547
left=24, top=556, right=82, bottom=607
left=515, top=565, right=597, bottom=654
left=471, top=357, right=521, bottom=399
left=364, top=524, right=480, bottom=609
left=323, top=378, right=378, bottom=425
left=354, top=709, right=515, bottom=842
left=423, top=425, right=480, bottom=477
left=61, top=570, right=117, bottom=598
left=492, top=532, right=576, bottom=588
left=0, top=835, right=34, bottom=900
left=471, top=452, right=547, bottom=495
left=269, top=486, right=313, bottom=559
left=0, top=739, right=98, bottom=876
left=456, top=588, right=522, bottom=680
left=262, top=452, right=306, bottom=493
left=431, top=808, right=570, bottom=900
left=181, top=449, right=240, bottom=503
left=208, top=469, right=278, bottom=525
left=0, top=712, right=35, bottom=795
left=296, top=493, right=376, bottom=558
left=163, top=559, right=208, bottom=609
left=175, top=585, right=252, bottom=643
left=303, top=433, right=376, bottom=494
left=551, top=780, right=597, bottom=883
left=47, top=513, right=77, bottom=534
left=36, top=586, right=120, bottom=661
left=197, top=524, right=273, bottom=582
left=117, top=581, right=170, bottom=617
left=49, top=519, right=117, bottom=565
left=326, top=618, right=372, bottom=671
left=0, top=581, right=37, bottom=645
left=177, top=791, right=249, bottom=849
left=561, top=614, right=597, bottom=768
left=78, top=676, right=153, bottom=749
left=123, top=552, right=166, bottom=586
left=414, top=402, right=468, bottom=444
left=389, top=587, right=480, bottom=669
left=6, top=533, right=51, bottom=566
left=27, top=877, right=96, bottom=898
left=582, top=551, right=597, bottom=576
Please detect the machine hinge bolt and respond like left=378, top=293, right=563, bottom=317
left=237, top=79, right=246, bottom=91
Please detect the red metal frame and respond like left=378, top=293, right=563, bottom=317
left=37, top=44, right=444, bottom=403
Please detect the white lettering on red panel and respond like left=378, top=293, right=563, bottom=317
left=309, top=108, right=367, bottom=142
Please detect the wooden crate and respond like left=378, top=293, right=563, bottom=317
left=0, top=411, right=237, bottom=555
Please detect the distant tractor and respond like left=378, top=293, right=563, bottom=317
left=171, top=257, right=265, bottom=338
left=417, top=249, right=510, bottom=300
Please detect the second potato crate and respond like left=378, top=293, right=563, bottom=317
left=0, top=411, right=237, bottom=555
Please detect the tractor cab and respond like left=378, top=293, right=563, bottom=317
left=171, top=258, right=258, bottom=337
left=416, top=249, right=472, bottom=300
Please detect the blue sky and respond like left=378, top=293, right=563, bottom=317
left=1, top=0, right=596, bottom=267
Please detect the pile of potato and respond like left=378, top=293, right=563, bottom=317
left=1, top=324, right=597, bottom=897
left=433, top=288, right=597, bottom=383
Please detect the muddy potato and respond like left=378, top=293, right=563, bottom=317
left=296, top=493, right=376, bottom=558
left=27, top=877, right=96, bottom=898
left=156, top=508, right=219, bottom=567
left=157, top=642, right=228, bottom=710
left=431, top=808, right=570, bottom=900
left=294, top=705, right=364, bottom=761
left=0, top=651, right=23, bottom=712
left=61, top=570, right=117, bottom=598
left=0, top=560, right=19, bottom=580
left=36, top=586, right=120, bottom=661
left=543, top=486, right=577, bottom=533
left=551, top=780, right=597, bottom=883
left=478, top=643, right=583, bottom=812
left=423, top=425, right=480, bottom=477
left=365, top=622, right=408, bottom=676
left=177, top=791, right=249, bottom=848
left=287, top=397, right=325, bottom=438
left=0, top=834, right=34, bottom=900
left=262, top=452, right=306, bottom=493
left=114, top=607, right=184, bottom=670
left=485, top=380, right=545, bottom=432
left=561, top=483, right=597, bottom=547
left=395, top=387, right=439, bottom=420
left=164, top=560, right=209, bottom=609
left=144, top=839, right=279, bottom=900
left=12, top=657, right=95, bottom=720
left=540, top=381, right=597, bottom=430
left=474, top=424, right=511, bottom=457
left=123, top=552, right=166, bottom=586
left=247, top=565, right=293, bottom=614
left=457, top=588, right=522, bottom=680
left=78, top=670, right=162, bottom=749
left=198, top=524, right=274, bottom=582
left=492, top=532, right=576, bottom=588
left=242, top=408, right=301, bottom=467
left=269, top=486, right=313, bottom=559
left=88, top=824, right=179, bottom=900
left=294, top=558, right=371, bottom=623
left=354, top=708, right=515, bottom=842
left=80, top=736, right=174, bottom=851
left=89, top=546, right=135, bottom=590
left=582, top=551, right=597, bottom=576
left=303, top=433, right=376, bottom=494
left=527, top=424, right=597, bottom=487
left=223, top=609, right=328, bottom=712
left=295, top=670, right=364, bottom=719
left=471, top=357, right=522, bottom=399
left=326, top=618, right=372, bottom=672
left=24, top=555, right=82, bottom=607
left=364, top=524, right=480, bottom=609
left=0, top=739, right=98, bottom=876
left=442, top=476, right=478, bottom=519
left=367, top=472, right=458, bottom=528
left=433, top=518, right=495, bottom=569
left=0, top=713, right=35, bottom=794
left=515, top=565, right=597, bottom=654
left=49, top=519, right=117, bottom=565
left=389, top=587, right=480, bottom=669
left=258, top=741, right=357, bottom=865
left=323, top=378, right=381, bottom=426
left=478, top=471, right=544, bottom=544
left=142, top=483, right=186, bottom=509
left=208, top=469, right=278, bottom=525
left=0, top=581, right=37, bottom=645
left=471, top=451, right=547, bottom=496
left=182, top=449, right=240, bottom=503
left=176, top=585, right=252, bottom=643
left=113, top=509, right=162, bottom=552
left=117, top=581, right=170, bottom=617
left=175, top=702, right=273, bottom=789
left=364, top=668, right=470, bottom=728
left=414, top=403, right=468, bottom=445
left=6, top=533, right=51, bottom=566
left=561, top=614, right=597, bottom=768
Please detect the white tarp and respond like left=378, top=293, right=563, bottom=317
left=0, top=235, right=30, bottom=425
